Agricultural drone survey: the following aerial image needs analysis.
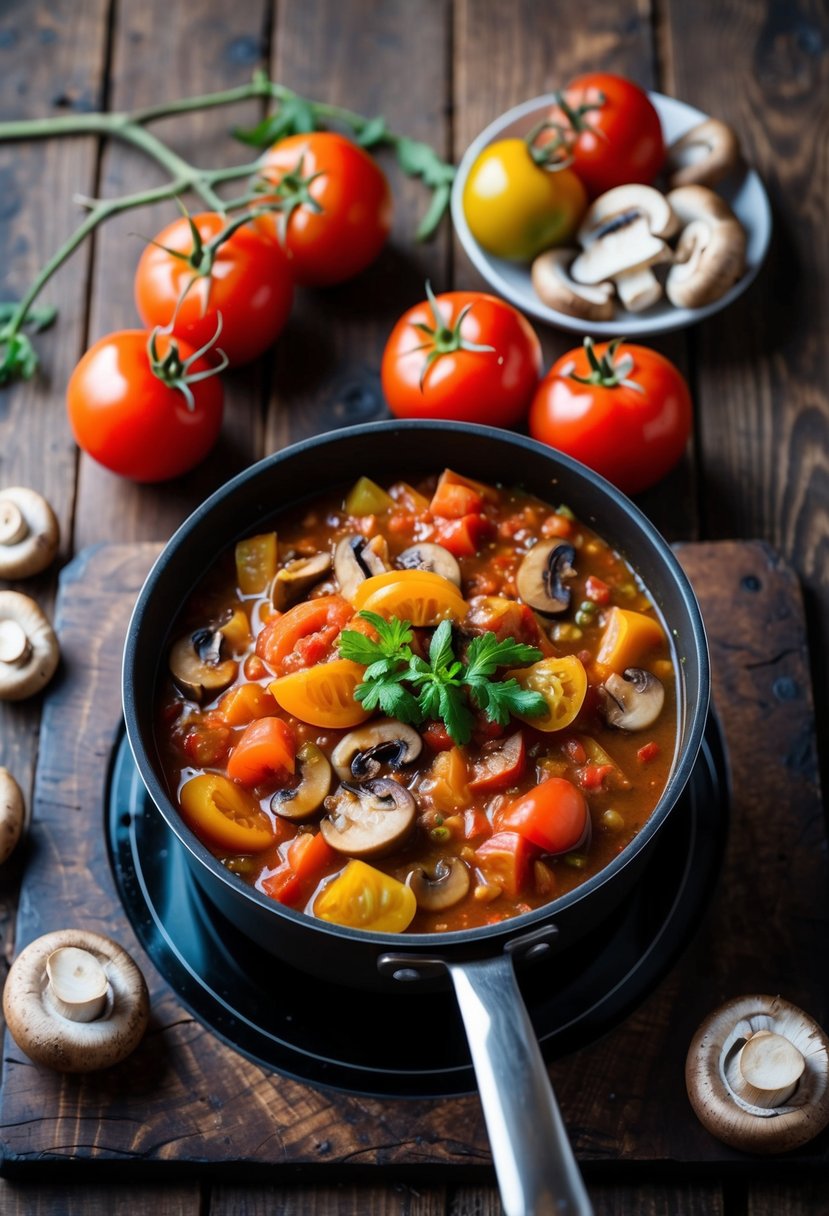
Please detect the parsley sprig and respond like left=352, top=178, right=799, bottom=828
left=338, top=611, right=548, bottom=745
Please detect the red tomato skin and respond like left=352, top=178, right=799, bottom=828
left=134, top=212, right=294, bottom=366
left=66, top=330, right=223, bottom=483
left=500, top=776, right=589, bottom=855
left=528, top=342, right=692, bottom=496
left=258, top=132, right=392, bottom=286
left=382, top=291, right=542, bottom=427
left=554, top=73, right=665, bottom=198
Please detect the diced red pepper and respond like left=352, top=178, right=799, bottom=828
left=244, top=654, right=268, bottom=682
left=637, top=741, right=661, bottom=764
left=584, top=575, right=611, bottom=605
left=563, top=737, right=587, bottom=766
left=577, top=762, right=614, bottom=791
left=422, top=720, right=455, bottom=751
left=183, top=718, right=232, bottom=767
left=226, top=717, right=296, bottom=786
left=430, top=479, right=485, bottom=519
left=463, top=806, right=492, bottom=841
left=261, top=863, right=303, bottom=906
left=541, top=513, right=573, bottom=539
left=469, top=732, right=526, bottom=793
left=475, top=831, right=536, bottom=899
left=433, top=513, right=495, bottom=558
left=287, top=830, right=338, bottom=882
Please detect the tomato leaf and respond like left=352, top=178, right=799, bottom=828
left=234, top=97, right=319, bottom=148
left=356, top=116, right=389, bottom=149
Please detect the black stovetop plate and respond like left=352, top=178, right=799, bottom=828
left=107, top=715, right=728, bottom=1099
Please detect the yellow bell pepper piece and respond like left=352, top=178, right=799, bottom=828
left=314, top=860, right=417, bottom=932
left=595, top=607, right=667, bottom=676
left=344, top=476, right=393, bottom=516
left=235, top=533, right=277, bottom=595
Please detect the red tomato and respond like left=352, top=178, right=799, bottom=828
left=226, top=716, right=296, bottom=787
left=258, top=132, right=392, bottom=286
left=381, top=288, right=542, bottom=427
left=529, top=338, right=693, bottom=495
left=256, top=595, right=354, bottom=675
left=500, top=776, right=589, bottom=856
left=469, top=732, right=527, bottom=793
left=134, top=212, right=294, bottom=366
left=544, top=73, right=665, bottom=198
left=66, top=329, right=223, bottom=482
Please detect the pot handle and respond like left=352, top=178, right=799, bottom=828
left=448, top=953, right=593, bottom=1216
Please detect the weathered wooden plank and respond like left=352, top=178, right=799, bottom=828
left=749, top=1180, right=829, bottom=1215
left=72, top=0, right=272, bottom=551
left=212, top=1183, right=448, bottom=1214
left=265, top=0, right=451, bottom=452
left=0, top=1180, right=200, bottom=1215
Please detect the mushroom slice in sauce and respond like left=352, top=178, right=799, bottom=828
left=320, top=778, right=417, bottom=858
left=272, top=552, right=332, bottom=611
left=396, top=542, right=462, bottom=587
left=271, top=742, right=332, bottom=821
left=407, top=857, right=470, bottom=911
left=331, top=718, right=423, bottom=782
left=516, top=541, right=576, bottom=616
left=169, top=626, right=238, bottom=703
left=334, top=535, right=388, bottom=602
left=601, top=667, right=665, bottom=730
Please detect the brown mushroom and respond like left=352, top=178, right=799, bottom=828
left=601, top=668, right=665, bottom=730
left=272, top=552, right=332, bottom=611
left=396, top=542, right=462, bottom=587
left=686, top=994, right=829, bottom=1153
left=169, top=625, right=237, bottom=703
left=407, top=857, right=470, bottom=911
left=516, top=541, right=576, bottom=616
left=331, top=718, right=423, bottom=782
left=3, top=928, right=150, bottom=1072
left=320, top=778, right=417, bottom=858
left=271, top=742, right=332, bottom=821
left=667, top=117, right=742, bottom=190
left=334, top=535, right=388, bottom=602
left=665, top=185, right=747, bottom=310
left=0, top=486, right=60, bottom=579
left=0, top=767, right=25, bottom=863
left=531, top=249, right=615, bottom=321
left=0, top=591, right=60, bottom=701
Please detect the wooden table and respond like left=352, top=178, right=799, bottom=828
left=1, top=1, right=827, bottom=1212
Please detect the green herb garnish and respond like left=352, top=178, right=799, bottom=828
left=338, top=611, right=548, bottom=745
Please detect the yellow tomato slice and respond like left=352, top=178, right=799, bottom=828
left=179, top=773, right=275, bottom=853
left=269, top=658, right=371, bottom=728
left=507, top=654, right=587, bottom=731
left=314, top=859, right=417, bottom=933
left=353, top=570, right=467, bottom=626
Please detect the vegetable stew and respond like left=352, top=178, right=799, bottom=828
left=155, top=468, right=677, bottom=934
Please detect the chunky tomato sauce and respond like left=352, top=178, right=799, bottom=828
left=155, top=469, right=677, bottom=934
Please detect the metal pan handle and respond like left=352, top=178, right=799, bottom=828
left=448, top=952, right=593, bottom=1216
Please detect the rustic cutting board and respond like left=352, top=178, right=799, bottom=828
left=0, top=539, right=826, bottom=1178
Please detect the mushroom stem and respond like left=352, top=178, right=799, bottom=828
left=615, top=264, right=664, bottom=313
left=0, top=500, right=28, bottom=546
left=733, top=1030, right=805, bottom=1109
left=0, top=619, right=32, bottom=665
left=46, top=947, right=109, bottom=1023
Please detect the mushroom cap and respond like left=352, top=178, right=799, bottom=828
left=601, top=667, right=665, bottom=730
left=168, top=626, right=237, bottom=703
left=272, top=551, right=332, bottom=611
left=0, top=486, right=60, bottom=579
left=572, top=184, right=678, bottom=286
left=0, top=591, right=60, bottom=701
left=665, top=185, right=747, bottom=309
left=0, top=766, right=25, bottom=863
left=3, top=928, right=150, bottom=1073
left=334, top=535, right=388, bottom=603
left=686, top=994, right=829, bottom=1154
left=271, top=741, right=332, bottom=821
left=331, top=718, right=423, bottom=782
left=396, top=542, right=462, bottom=587
left=321, top=778, right=417, bottom=858
left=531, top=249, right=615, bottom=321
left=516, top=540, right=576, bottom=616
left=407, top=856, right=471, bottom=912
left=667, top=117, right=742, bottom=190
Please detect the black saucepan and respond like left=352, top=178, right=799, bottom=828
left=122, top=420, right=709, bottom=1216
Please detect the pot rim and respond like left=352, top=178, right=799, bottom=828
left=122, top=418, right=710, bottom=952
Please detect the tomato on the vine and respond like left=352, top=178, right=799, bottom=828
left=257, top=132, right=392, bottom=286
left=134, top=211, right=293, bottom=366
left=66, top=329, right=223, bottom=482
left=543, top=73, right=665, bottom=199
left=528, top=337, right=692, bottom=496
left=462, top=137, right=587, bottom=261
left=381, top=286, right=541, bottom=426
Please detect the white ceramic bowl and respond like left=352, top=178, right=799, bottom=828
left=451, top=91, right=772, bottom=336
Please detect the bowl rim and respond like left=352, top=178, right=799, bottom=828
left=122, top=419, right=711, bottom=951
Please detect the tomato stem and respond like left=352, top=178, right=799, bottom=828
left=408, top=282, right=496, bottom=391
left=147, top=316, right=228, bottom=412
left=568, top=337, right=644, bottom=394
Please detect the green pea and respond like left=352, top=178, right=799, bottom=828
left=601, top=809, right=625, bottom=832
left=430, top=826, right=450, bottom=842
left=564, top=853, right=588, bottom=869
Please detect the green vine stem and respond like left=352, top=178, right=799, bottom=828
left=0, top=70, right=455, bottom=386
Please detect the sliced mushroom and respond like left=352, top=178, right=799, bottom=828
left=169, top=625, right=238, bottom=703
left=334, top=534, right=389, bottom=602
left=571, top=185, right=679, bottom=312
left=2, top=928, right=150, bottom=1072
left=272, top=552, right=332, bottom=611
left=407, top=856, right=470, bottom=911
left=0, top=767, right=25, bottom=863
left=531, top=249, right=615, bottom=321
left=516, top=541, right=576, bottom=616
left=271, top=742, right=332, bottom=821
left=320, top=778, right=417, bottom=858
left=665, top=185, right=747, bottom=309
left=667, top=117, right=742, bottom=190
left=331, top=718, right=423, bottom=782
left=396, top=542, right=461, bottom=587
left=0, top=487, right=60, bottom=579
left=0, top=591, right=59, bottom=701
left=601, top=667, right=665, bottom=730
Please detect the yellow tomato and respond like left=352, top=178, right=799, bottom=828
left=507, top=654, right=587, bottom=731
left=269, top=658, right=371, bottom=728
left=595, top=607, right=666, bottom=675
left=179, top=773, right=275, bottom=853
left=462, top=138, right=587, bottom=261
left=314, top=860, right=417, bottom=933
left=353, top=570, right=467, bottom=626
